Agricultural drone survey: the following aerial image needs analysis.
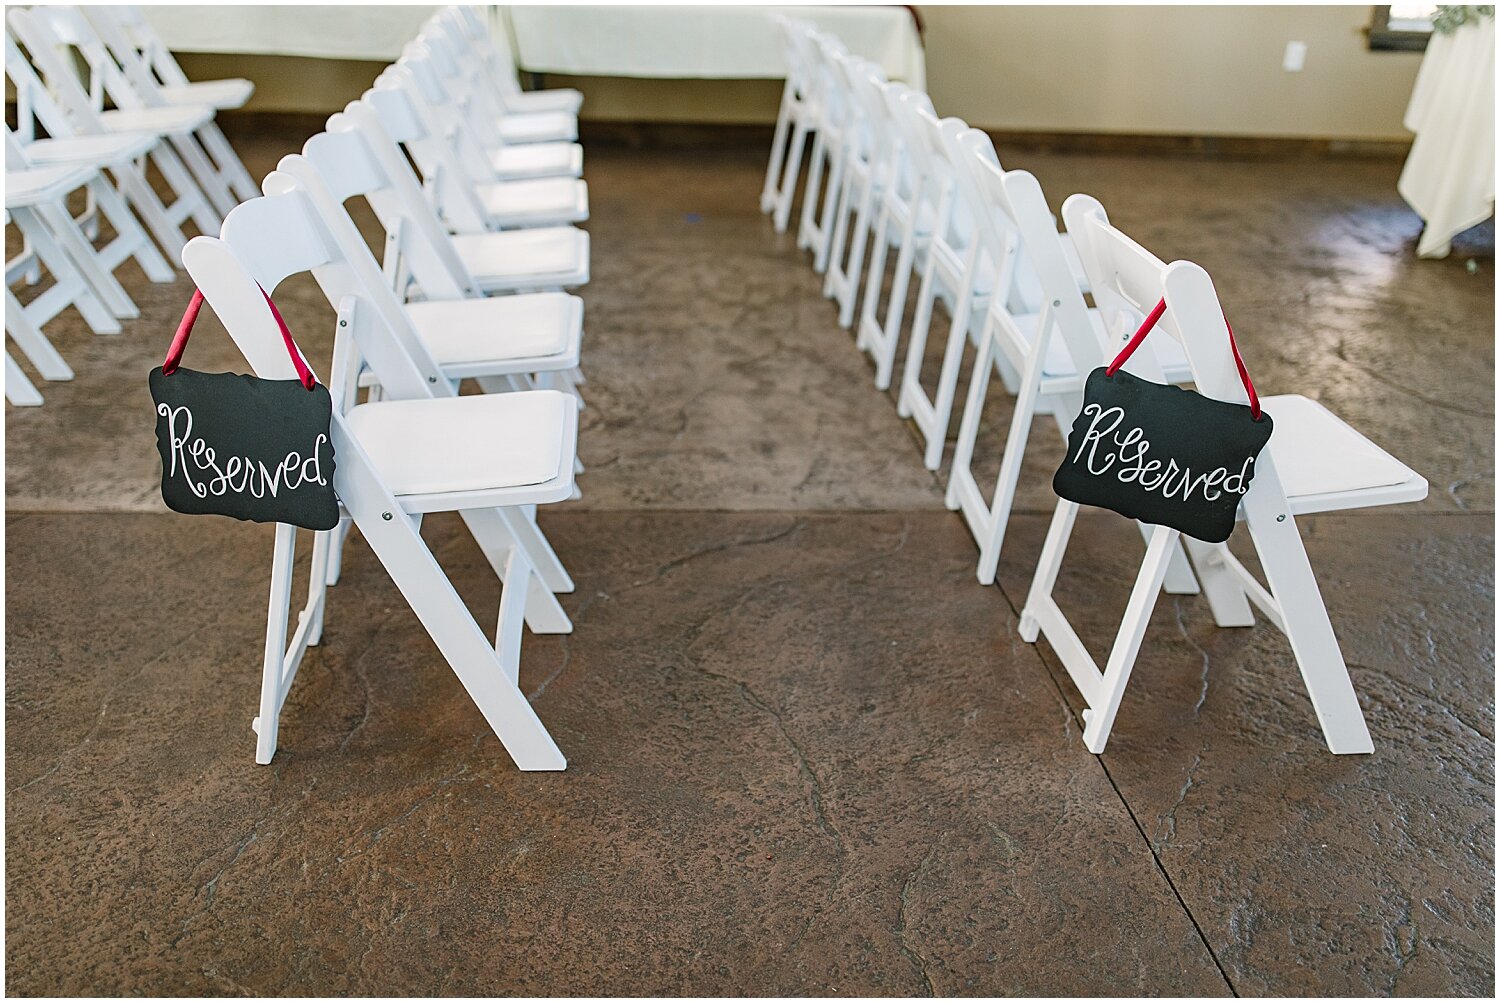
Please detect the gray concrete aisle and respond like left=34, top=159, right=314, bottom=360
left=5, top=132, right=1494, bottom=995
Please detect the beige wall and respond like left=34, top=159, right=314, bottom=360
left=176, top=5, right=1426, bottom=141
left=921, top=5, right=1423, bottom=140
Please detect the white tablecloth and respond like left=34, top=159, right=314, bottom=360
left=1397, top=17, right=1496, bottom=258
left=505, top=5, right=925, bottom=88
left=141, top=5, right=437, bottom=61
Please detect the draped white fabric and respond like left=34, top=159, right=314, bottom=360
left=141, top=5, right=438, bottom=60
left=505, top=5, right=925, bottom=88
left=1398, top=17, right=1496, bottom=258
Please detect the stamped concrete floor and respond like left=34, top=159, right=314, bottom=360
left=6, top=132, right=1495, bottom=996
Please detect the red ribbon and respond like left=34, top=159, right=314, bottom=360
left=161, top=286, right=317, bottom=391
left=1105, top=297, right=1261, bottom=420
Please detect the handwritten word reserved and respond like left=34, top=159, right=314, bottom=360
left=1069, top=404, right=1254, bottom=503
left=157, top=403, right=329, bottom=500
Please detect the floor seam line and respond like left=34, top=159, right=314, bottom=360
left=987, top=575, right=1241, bottom=997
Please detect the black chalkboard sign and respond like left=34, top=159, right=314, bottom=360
left=1052, top=300, right=1273, bottom=544
left=149, top=289, right=340, bottom=531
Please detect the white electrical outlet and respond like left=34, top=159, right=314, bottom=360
left=1284, top=40, right=1307, bottom=72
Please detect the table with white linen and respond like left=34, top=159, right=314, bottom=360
left=504, top=5, right=925, bottom=88
left=141, top=5, right=438, bottom=61
left=1397, top=16, right=1496, bottom=258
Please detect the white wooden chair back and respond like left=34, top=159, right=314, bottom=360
left=379, top=48, right=494, bottom=230
left=100, top=4, right=194, bottom=88
left=416, top=24, right=508, bottom=152
left=312, top=98, right=482, bottom=302
left=6, top=14, right=112, bottom=135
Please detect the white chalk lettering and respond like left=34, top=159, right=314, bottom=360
left=1068, top=404, right=1253, bottom=505
left=157, top=402, right=328, bottom=501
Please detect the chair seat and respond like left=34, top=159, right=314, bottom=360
left=489, top=142, right=584, bottom=180
left=1001, top=306, right=1194, bottom=384
left=506, top=88, right=582, bottom=116
left=19, top=132, right=157, bottom=168
left=403, top=292, right=583, bottom=375
left=1260, top=395, right=1429, bottom=513
left=99, top=105, right=214, bottom=136
left=451, top=227, right=590, bottom=292
left=344, top=389, right=575, bottom=504
left=158, top=78, right=255, bottom=110
left=477, top=178, right=589, bottom=227
left=4, top=165, right=94, bottom=208
left=495, top=111, right=578, bottom=145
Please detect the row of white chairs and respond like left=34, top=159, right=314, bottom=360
left=10, top=4, right=595, bottom=768
left=5, top=5, right=260, bottom=405
left=178, top=6, right=597, bottom=770
left=761, top=17, right=1430, bottom=755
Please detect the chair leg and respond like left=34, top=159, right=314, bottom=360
left=169, top=131, right=236, bottom=217
left=813, top=148, right=846, bottom=274
left=822, top=170, right=854, bottom=298
left=1081, top=524, right=1179, bottom=753
left=1145, top=523, right=1201, bottom=596
left=1245, top=489, right=1374, bottom=754
left=896, top=253, right=941, bottom=418
left=1020, top=498, right=1079, bottom=643
left=797, top=131, right=827, bottom=250
left=197, top=121, right=259, bottom=201
left=874, top=228, right=919, bottom=391
left=837, top=182, right=876, bottom=328
left=10, top=208, right=121, bottom=335
left=970, top=332, right=1047, bottom=585
left=5, top=287, right=74, bottom=381
left=458, top=508, right=574, bottom=637
left=923, top=280, right=979, bottom=471
left=1182, top=539, right=1256, bottom=627
left=337, top=441, right=566, bottom=770
left=112, top=160, right=188, bottom=261
left=152, top=142, right=223, bottom=234
left=762, top=88, right=794, bottom=213
left=5, top=350, right=44, bottom=406
left=32, top=203, right=138, bottom=321
left=857, top=207, right=893, bottom=350
left=773, top=119, right=810, bottom=234
left=326, top=514, right=352, bottom=586
left=254, top=524, right=298, bottom=765
left=495, top=545, right=533, bottom=682
left=88, top=175, right=174, bottom=283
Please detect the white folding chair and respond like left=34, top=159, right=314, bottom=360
left=181, top=190, right=578, bottom=770
left=5, top=160, right=139, bottom=327
left=854, top=85, right=940, bottom=391
left=424, top=10, right=583, bottom=183
left=376, top=47, right=588, bottom=232
left=893, top=113, right=998, bottom=469
left=341, top=92, right=589, bottom=297
left=5, top=29, right=208, bottom=260
left=8, top=7, right=247, bottom=217
left=4, top=210, right=76, bottom=406
left=448, top=5, right=584, bottom=117
left=796, top=31, right=853, bottom=273
left=1019, top=193, right=1429, bottom=755
left=279, top=136, right=586, bottom=406
left=760, top=14, right=819, bottom=231
left=84, top=5, right=254, bottom=113
left=418, top=17, right=575, bottom=151
left=821, top=54, right=890, bottom=329
left=942, top=127, right=1201, bottom=594
left=5, top=127, right=173, bottom=288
